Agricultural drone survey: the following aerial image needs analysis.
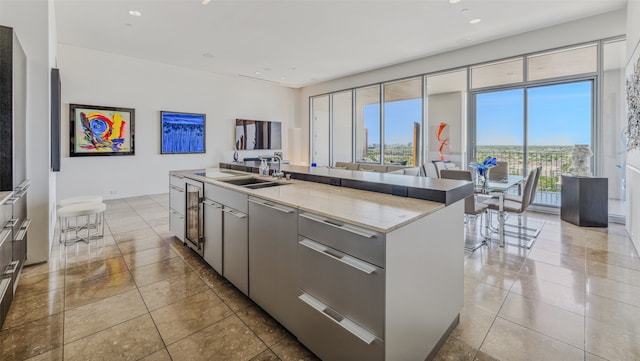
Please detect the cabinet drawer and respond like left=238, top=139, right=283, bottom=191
left=169, top=185, right=185, bottom=213
left=205, top=183, right=247, bottom=213
left=298, top=237, right=384, bottom=338
left=169, top=174, right=186, bottom=187
left=169, top=210, right=185, bottom=242
left=297, top=291, right=384, bottom=361
left=298, top=211, right=385, bottom=268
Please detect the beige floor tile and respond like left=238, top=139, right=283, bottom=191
left=2, top=288, right=64, bottom=330
left=131, top=256, right=192, bottom=287
left=498, top=293, right=584, bottom=348
left=167, top=315, right=267, bottom=361
left=236, top=304, right=289, bottom=347
left=64, top=256, right=129, bottom=285
left=64, top=288, right=148, bottom=343
left=586, top=247, right=640, bottom=271
left=463, top=278, right=508, bottom=315
left=0, top=313, right=63, bottom=361
left=464, top=257, right=519, bottom=290
left=510, top=274, right=585, bottom=315
left=270, top=333, right=320, bottom=361
left=249, top=349, right=280, bottom=361
left=106, top=217, right=149, bottom=234
left=64, top=314, right=164, bottom=361
left=24, top=347, right=62, bottom=361
left=533, top=238, right=587, bottom=258
left=465, top=248, right=527, bottom=274
left=451, top=303, right=496, bottom=350
left=122, top=244, right=178, bottom=269
left=587, top=259, right=640, bottom=287
left=64, top=270, right=136, bottom=310
left=139, top=271, right=209, bottom=311
left=586, top=293, right=640, bottom=333
left=433, top=336, right=477, bottom=361
left=112, top=227, right=162, bottom=243
left=20, top=260, right=66, bottom=279
left=117, top=236, right=167, bottom=256
left=150, top=290, right=232, bottom=345
left=586, top=274, right=640, bottom=307
left=13, top=270, right=65, bottom=297
left=480, top=317, right=583, bottom=361
left=63, top=244, right=122, bottom=266
left=139, top=348, right=172, bottom=361
left=585, top=352, right=608, bottom=361
left=211, top=278, right=254, bottom=312
left=519, top=259, right=586, bottom=290
left=526, top=248, right=585, bottom=272
left=586, top=317, right=640, bottom=361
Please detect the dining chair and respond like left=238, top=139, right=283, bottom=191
left=483, top=167, right=539, bottom=248
left=439, top=169, right=489, bottom=251
left=488, top=161, right=508, bottom=182
left=422, top=163, right=439, bottom=178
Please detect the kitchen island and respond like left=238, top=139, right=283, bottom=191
left=169, top=167, right=470, bottom=361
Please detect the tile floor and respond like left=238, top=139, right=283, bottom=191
left=0, top=194, right=638, bottom=361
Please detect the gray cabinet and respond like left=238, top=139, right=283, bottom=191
left=296, top=211, right=385, bottom=361
left=203, top=199, right=223, bottom=274
left=248, top=197, right=298, bottom=332
left=205, top=183, right=249, bottom=295
left=169, top=175, right=186, bottom=242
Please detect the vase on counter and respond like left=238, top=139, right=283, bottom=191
left=233, top=148, right=239, bottom=162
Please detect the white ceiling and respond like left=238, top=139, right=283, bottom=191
left=53, top=0, right=627, bottom=89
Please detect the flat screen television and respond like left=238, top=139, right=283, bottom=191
left=235, top=119, right=282, bottom=150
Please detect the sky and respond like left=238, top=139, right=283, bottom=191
left=362, top=81, right=592, bottom=147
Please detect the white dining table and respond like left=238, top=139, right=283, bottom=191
left=476, top=175, right=525, bottom=247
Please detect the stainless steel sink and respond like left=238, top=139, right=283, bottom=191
left=219, top=177, right=288, bottom=189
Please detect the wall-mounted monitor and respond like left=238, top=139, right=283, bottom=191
left=235, top=119, right=282, bottom=150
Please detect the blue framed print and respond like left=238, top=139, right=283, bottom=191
left=160, top=111, right=206, bottom=154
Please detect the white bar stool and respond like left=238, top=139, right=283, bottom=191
left=58, top=195, right=104, bottom=207
left=58, top=202, right=107, bottom=245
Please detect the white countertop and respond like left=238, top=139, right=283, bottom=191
left=173, top=168, right=445, bottom=233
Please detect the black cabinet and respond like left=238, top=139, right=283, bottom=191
left=561, top=175, right=608, bottom=227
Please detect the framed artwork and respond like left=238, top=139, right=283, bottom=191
left=70, top=104, right=135, bottom=156
left=161, top=111, right=206, bottom=154
left=626, top=40, right=640, bottom=151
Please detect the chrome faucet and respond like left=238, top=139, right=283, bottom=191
left=272, top=154, right=284, bottom=179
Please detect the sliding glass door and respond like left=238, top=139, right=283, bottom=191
left=473, top=80, right=593, bottom=207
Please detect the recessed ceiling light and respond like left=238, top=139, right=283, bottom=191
left=449, top=0, right=461, bottom=4
left=255, top=71, right=261, bottom=75
left=202, top=53, right=214, bottom=58
left=281, top=77, right=287, bottom=80
left=128, top=10, right=142, bottom=17
left=469, top=18, right=482, bottom=24
left=202, top=0, right=211, bottom=4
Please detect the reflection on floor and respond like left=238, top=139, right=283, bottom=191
left=0, top=194, right=639, bottom=361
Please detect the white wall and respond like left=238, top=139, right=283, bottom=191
left=57, top=44, right=297, bottom=200
left=1, top=0, right=55, bottom=265
left=298, top=9, right=627, bottom=164
left=626, top=0, right=640, bottom=251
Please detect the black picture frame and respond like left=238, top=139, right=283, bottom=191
left=160, top=111, right=206, bottom=154
left=69, top=103, right=135, bottom=157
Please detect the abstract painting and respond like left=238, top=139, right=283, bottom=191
left=70, top=104, right=135, bottom=156
left=161, top=111, right=206, bottom=154
left=627, top=41, right=640, bottom=151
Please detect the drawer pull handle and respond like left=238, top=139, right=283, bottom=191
left=299, top=292, right=376, bottom=345
left=203, top=200, right=222, bottom=208
left=299, top=238, right=376, bottom=275
left=249, top=199, right=294, bottom=214
left=0, top=228, right=11, bottom=248
left=0, top=278, right=10, bottom=302
left=170, top=185, right=185, bottom=192
left=300, top=213, right=376, bottom=239
left=14, top=218, right=31, bottom=242
left=5, top=260, right=19, bottom=275
left=222, top=208, right=247, bottom=218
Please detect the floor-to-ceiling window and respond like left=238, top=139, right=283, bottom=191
left=332, top=91, right=353, bottom=165
left=383, top=78, right=422, bottom=166
left=471, top=43, right=599, bottom=208
left=355, top=86, right=381, bottom=163
left=310, top=95, right=329, bottom=166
